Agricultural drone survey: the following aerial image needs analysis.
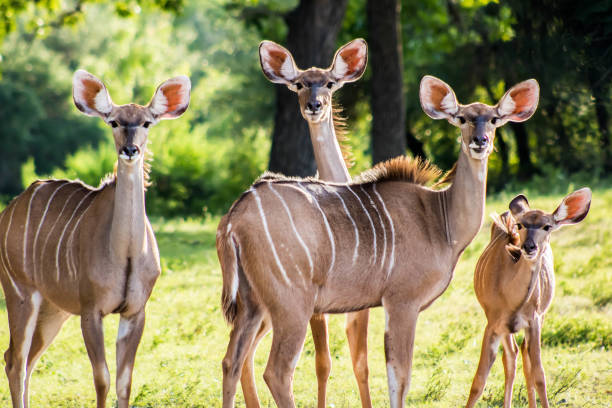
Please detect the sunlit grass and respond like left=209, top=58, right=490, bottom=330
left=0, top=188, right=610, bottom=407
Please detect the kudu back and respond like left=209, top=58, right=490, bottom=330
left=466, top=188, right=591, bottom=408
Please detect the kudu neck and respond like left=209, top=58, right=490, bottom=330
left=446, top=143, right=488, bottom=255
left=110, top=158, right=147, bottom=260
left=307, top=112, right=350, bottom=183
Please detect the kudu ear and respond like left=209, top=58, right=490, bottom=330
left=259, top=40, right=300, bottom=85
left=496, top=79, right=539, bottom=123
left=553, top=187, right=592, bottom=227
left=73, top=70, right=113, bottom=118
left=330, top=38, right=368, bottom=83
left=509, top=194, right=530, bottom=217
left=419, top=75, right=459, bottom=121
left=148, top=75, right=191, bottom=120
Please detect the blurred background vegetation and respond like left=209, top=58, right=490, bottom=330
left=0, top=0, right=611, bottom=217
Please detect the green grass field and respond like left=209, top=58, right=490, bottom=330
left=0, top=187, right=610, bottom=407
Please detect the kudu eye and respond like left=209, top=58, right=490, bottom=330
left=143, top=121, right=152, bottom=129
left=109, top=120, right=119, bottom=128
left=326, top=81, right=334, bottom=89
left=543, top=225, right=552, bottom=231
left=516, top=223, right=523, bottom=230
left=457, top=116, right=466, bottom=124
left=295, top=83, right=303, bottom=90
left=491, top=117, right=499, bottom=125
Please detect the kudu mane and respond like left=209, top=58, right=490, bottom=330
left=332, top=103, right=353, bottom=168
left=489, top=211, right=522, bottom=262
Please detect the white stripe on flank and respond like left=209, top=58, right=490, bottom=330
left=0, top=208, right=23, bottom=299
left=55, top=190, right=95, bottom=281
left=41, top=187, right=81, bottom=281
left=298, top=183, right=335, bottom=275
left=361, top=186, right=386, bottom=271
left=373, top=184, right=395, bottom=277
left=252, top=189, right=290, bottom=285
left=3, top=203, right=17, bottom=276
left=347, top=186, right=377, bottom=265
left=32, top=182, right=68, bottom=280
left=268, top=183, right=313, bottom=278
left=19, top=291, right=42, bottom=402
left=23, top=183, right=45, bottom=275
left=66, top=192, right=96, bottom=278
left=333, top=190, right=359, bottom=265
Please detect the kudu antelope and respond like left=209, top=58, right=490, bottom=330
left=466, top=189, right=591, bottom=408
left=217, top=75, right=539, bottom=408
left=258, top=39, right=371, bottom=408
left=0, top=70, right=190, bottom=408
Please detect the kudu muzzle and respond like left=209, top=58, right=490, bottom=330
left=119, top=127, right=141, bottom=161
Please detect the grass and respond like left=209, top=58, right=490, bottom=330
left=0, top=187, right=610, bottom=407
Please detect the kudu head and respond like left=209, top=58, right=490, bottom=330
left=259, top=39, right=367, bottom=124
left=420, top=76, right=540, bottom=161
left=506, top=188, right=591, bottom=261
left=73, top=70, right=191, bottom=165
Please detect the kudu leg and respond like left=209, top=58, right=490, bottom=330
left=310, top=313, right=332, bottom=408
left=240, top=316, right=271, bottom=408
left=3, top=288, right=42, bottom=408
left=526, top=318, right=549, bottom=408
left=81, top=311, right=110, bottom=408
left=222, top=305, right=265, bottom=408
left=115, top=310, right=146, bottom=408
left=501, top=334, right=519, bottom=408
left=24, top=300, right=70, bottom=408
left=346, top=309, right=372, bottom=408
left=466, top=325, right=501, bottom=408
left=382, top=302, right=419, bottom=408
left=263, top=317, right=309, bottom=408
left=520, top=334, right=537, bottom=408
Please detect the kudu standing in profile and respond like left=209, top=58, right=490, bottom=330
left=217, top=75, right=539, bottom=408
left=0, top=70, right=190, bottom=408
left=466, top=188, right=591, bottom=408
left=257, top=39, right=371, bottom=408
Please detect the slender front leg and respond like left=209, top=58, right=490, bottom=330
left=81, top=311, right=110, bottom=408
left=382, top=301, right=418, bottom=408
left=526, top=316, right=549, bottom=408
left=501, top=334, right=519, bottom=408
left=115, top=310, right=146, bottom=408
left=346, top=309, right=372, bottom=408
left=466, top=325, right=501, bottom=408
left=521, top=334, right=536, bottom=408
left=310, top=313, right=331, bottom=408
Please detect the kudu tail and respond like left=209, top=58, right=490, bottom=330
left=217, top=215, right=239, bottom=325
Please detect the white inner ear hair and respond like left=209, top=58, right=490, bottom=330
left=554, top=202, right=567, bottom=222
left=279, top=56, right=296, bottom=80
left=149, top=90, right=168, bottom=116
left=498, top=94, right=516, bottom=116
left=440, top=92, right=458, bottom=115
left=93, top=88, right=112, bottom=114
left=332, top=55, right=348, bottom=78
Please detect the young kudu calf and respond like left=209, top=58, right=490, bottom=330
left=466, top=189, right=591, bottom=408
left=258, top=39, right=371, bottom=408
left=217, top=75, right=539, bottom=408
left=0, top=70, right=190, bottom=408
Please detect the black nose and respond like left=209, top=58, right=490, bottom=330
left=523, top=240, right=537, bottom=253
left=306, top=100, right=322, bottom=113
left=473, top=134, right=489, bottom=147
left=121, top=145, right=140, bottom=158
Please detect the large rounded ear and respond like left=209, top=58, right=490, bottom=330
left=496, top=79, right=539, bottom=123
left=259, top=40, right=299, bottom=85
left=509, top=194, right=530, bottom=217
left=419, top=75, right=459, bottom=120
left=330, top=38, right=367, bottom=83
left=148, top=75, right=191, bottom=120
left=73, top=70, right=113, bottom=118
left=553, top=188, right=591, bottom=226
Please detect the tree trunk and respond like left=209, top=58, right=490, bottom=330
left=367, top=0, right=406, bottom=164
left=405, top=124, right=426, bottom=159
left=268, top=0, right=348, bottom=176
left=588, top=70, right=611, bottom=171
left=510, top=122, right=536, bottom=180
